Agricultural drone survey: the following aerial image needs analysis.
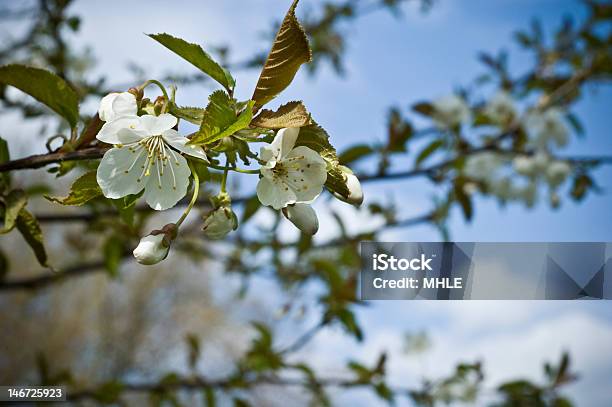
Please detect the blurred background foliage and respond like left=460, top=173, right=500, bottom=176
left=1, top=0, right=611, bottom=405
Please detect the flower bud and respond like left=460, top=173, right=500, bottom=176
left=282, top=203, right=319, bottom=235
left=332, top=166, right=364, bottom=206
left=128, top=87, right=144, bottom=101
left=133, top=223, right=176, bottom=265
left=153, top=96, right=166, bottom=116
left=202, top=206, right=238, bottom=240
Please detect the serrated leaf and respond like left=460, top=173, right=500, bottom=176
left=250, top=101, right=312, bottom=128
left=339, top=144, right=374, bottom=164
left=0, top=64, right=79, bottom=128
left=148, top=33, right=235, bottom=91
left=191, top=91, right=254, bottom=145
left=169, top=104, right=206, bottom=125
left=251, top=0, right=312, bottom=109
left=295, top=124, right=350, bottom=198
left=16, top=208, right=48, bottom=267
left=1, top=189, right=27, bottom=234
left=45, top=170, right=101, bottom=206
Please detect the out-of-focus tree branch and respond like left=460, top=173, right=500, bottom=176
left=0, top=210, right=434, bottom=292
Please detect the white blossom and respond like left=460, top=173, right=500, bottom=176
left=202, top=206, right=238, bottom=240
left=431, top=94, right=471, bottom=128
left=282, top=203, right=319, bottom=235
left=98, top=91, right=138, bottom=122
left=525, top=108, right=569, bottom=149
left=96, top=112, right=207, bottom=210
left=484, top=91, right=518, bottom=126
left=133, top=233, right=170, bottom=265
left=490, top=177, right=514, bottom=201
left=464, top=152, right=504, bottom=181
left=257, top=128, right=327, bottom=210
left=513, top=155, right=537, bottom=177
left=546, top=161, right=572, bottom=187
left=519, top=181, right=538, bottom=207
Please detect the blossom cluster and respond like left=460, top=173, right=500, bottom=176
left=94, top=90, right=363, bottom=265
left=429, top=90, right=574, bottom=207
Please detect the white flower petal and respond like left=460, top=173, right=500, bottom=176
left=97, top=146, right=147, bottom=199
left=270, top=127, right=299, bottom=159
left=98, top=93, right=119, bottom=122
left=283, top=203, right=319, bottom=235
left=256, top=177, right=297, bottom=210
left=260, top=146, right=277, bottom=165
left=97, top=117, right=146, bottom=145
left=140, top=114, right=177, bottom=135
left=133, top=234, right=169, bottom=265
left=284, top=146, right=327, bottom=202
left=111, top=92, right=138, bottom=118
left=143, top=150, right=191, bottom=210
left=162, top=129, right=208, bottom=161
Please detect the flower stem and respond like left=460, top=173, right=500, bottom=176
left=139, top=79, right=170, bottom=112
left=206, top=163, right=260, bottom=175
left=175, top=163, right=200, bottom=228
left=220, top=164, right=229, bottom=193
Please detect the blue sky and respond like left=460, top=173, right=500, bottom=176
left=3, top=0, right=612, bottom=405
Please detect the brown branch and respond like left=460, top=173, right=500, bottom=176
left=0, top=147, right=107, bottom=172
left=66, top=373, right=401, bottom=403
left=0, top=259, right=108, bottom=291
left=0, top=211, right=433, bottom=292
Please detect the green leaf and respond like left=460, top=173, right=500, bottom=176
left=454, top=180, right=473, bottom=221
left=335, top=308, right=363, bottom=341
left=187, top=158, right=210, bottom=183
left=412, top=102, right=434, bottom=117
left=1, top=189, right=27, bottom=234
left=250, top=101, right=312, bottom=129
left=103, top=236, right=124, bottom=277
left=15, top=209, right=48, bottom=267
left=190, top=91, right=254, bottom=145
left=185, top=333, right=201, bottom=369
left=148, top=33, right=235, bottom=92
left=0, top=136, right=10, bottom=191
left=204, top=388, right=216, bottom=407
left=45, top=170, right=102, bottom=206
left=295, top=124, right=350, bottom=198
left=241, top=195, right=261, bottom=223
left=339, top=144, right=374, bottom=165
left=415, top=139, right=444, bottom=167
left=374, top=382, right=394, bottom=403
left=0, top=64, right=79, bottom=128
left=571, top=173, right=593, bottom=201
left=565, top=112, right=584, bottom=137
left=92, top=381, right=124, bottom=404
left=251, top=0, right=312, bottom=109
left=169, top=103, right=206, bottom=125
left=233, top=398, right=250, bottom=407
